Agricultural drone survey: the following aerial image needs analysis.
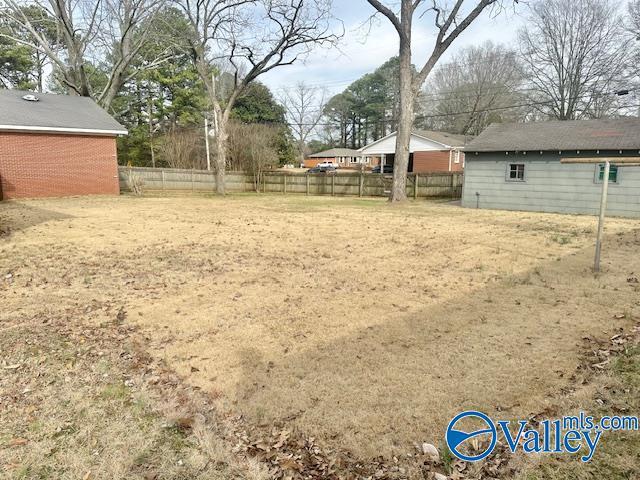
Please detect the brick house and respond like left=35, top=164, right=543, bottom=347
left=359, top=130, right=471, bottom=173
left=0, top=90, right=127, bottom=200
left=303, top=148, right=365, bottom=169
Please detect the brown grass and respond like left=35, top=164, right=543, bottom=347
left=0, top=302, right=269, bottom=479
left=515, top=341, right=640, bottom=480
left=1, top=195, right=639, bottom=475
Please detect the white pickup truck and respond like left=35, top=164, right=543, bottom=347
left=316, top=161, right=338, bottom=169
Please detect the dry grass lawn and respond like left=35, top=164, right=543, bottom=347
left=2, top=194, right=640, bottom=472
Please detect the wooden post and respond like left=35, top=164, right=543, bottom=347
left=331, top=174, right=335, bottom=196
left=263, top=173, right=267, bottom=193
left=161, top=170, right=165, bottom=193
left=594, top=161, right=610, bottom=273
left=451, top=173, right=455, bottom=199
left=192, top=170, right=195, bottom=193
left=306, top=174, right=310, bottom=196
left=359, top=173, right=364, bottom=197
left=283, top=174, right=287, bottom=194
left=414, top=174, right=419, bottom=199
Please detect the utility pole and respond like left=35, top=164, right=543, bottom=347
left=204, top=117, right=211, bottom=171
left=148, top=96, right=156, bottom=168
left=594, top=160, right=610, bottom=273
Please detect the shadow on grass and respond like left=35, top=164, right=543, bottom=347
left=232, top=227, right=640, bottom=460
left=0, top=201, right=73, bottom=235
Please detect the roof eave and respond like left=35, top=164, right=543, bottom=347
left=360, top=130, right=463, bottom=152
left=0, top=125, right=128, bottom=136
left=411, top=131, right=452, bottom=149
left=464, top=147, right=640, bottom=154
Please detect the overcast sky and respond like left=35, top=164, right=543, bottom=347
left=261, top=2, right=528, bottom=97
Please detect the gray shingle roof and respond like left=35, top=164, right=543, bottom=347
left=308, top=148, right=362, bottom=158
left=0, top=89, right=127, bottom=135
left=414, top=130, right=472, bottom=147
left=465, top=118, right=640, bottom=152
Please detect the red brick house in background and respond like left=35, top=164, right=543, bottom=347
left=303, top=148, right=365, bottom=168
left=359, top=130, right=471, bottom=173
left=0, top=90, right=127, bottom=200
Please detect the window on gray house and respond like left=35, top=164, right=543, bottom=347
left=507, top=163, right=525, bottom=182
left=596, top=164, right=619, bottom=183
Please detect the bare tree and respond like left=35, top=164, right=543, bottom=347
left=227, top=121, right=280, bottom=190
left=365, top=0, right=512, bottom=202
left=0, top=0, right=167, bottom=110
left=157, top=126, right=206, bottom=169
left=518, top=0, right=629, bottom=121
left=631, top=0, right=640, bottom=30
left=627, top=0, right=640, bottom=96
left=419, top=42, right=525, bottom=135
left=175, top=0, right=339, bottom=195
left=280, top=81, right=327, bottom=163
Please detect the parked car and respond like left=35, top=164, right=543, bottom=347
left=317, top=161, right=338, bottom=169
left=371, top=165, right=394, bottom=174
left=307, top=165, right=337, bottom=174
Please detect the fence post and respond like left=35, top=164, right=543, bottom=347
left=283, top=174, right=287, bottom=194
left=306, top=175, right=310, bottom=196
left=414, top=174, right=419, bottom=199
left=359, top=173, right=364, bottom=197
left=192, top=170, right=195, bottom=193
left=331, top=175, right=335, bottom=196
left=451, top=173, right=455, bottom=199
left=161, top=170, right=165, bottom=193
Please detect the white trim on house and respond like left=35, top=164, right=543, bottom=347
left=0, top=125, right=128, bottom=136
left=359, top=131, right=452, bottom=156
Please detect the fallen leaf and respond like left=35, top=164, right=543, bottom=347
left=279, top=458, right=302, bottom=471
left=8, top=438, right=28, bottom=447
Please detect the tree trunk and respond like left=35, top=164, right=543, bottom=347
left=298, top=139, right=306, bottom=165
left=214, top=115, right=228, bottom=195
left=391, top=7, right=414, bottom=203
left=101, top=77, right=123, bottom=111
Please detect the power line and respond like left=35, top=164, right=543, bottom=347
left=287, top=92, right=639, bottom=128
left=270, top=53, right=529, bottom=93
left=277, top=77, right=638, bottom=111
left=161, top=98, right=640, bottom=133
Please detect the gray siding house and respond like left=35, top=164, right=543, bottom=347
left=461, top=118, right=640, bottom=218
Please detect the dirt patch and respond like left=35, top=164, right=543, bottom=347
left=1, top=195, right=639, bottom=471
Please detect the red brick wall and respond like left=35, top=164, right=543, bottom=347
left=303, top=157, right=340, bottom=168
left=413, top=150, right=464, bottom=173
left=0, top=132, right=120, bottom=199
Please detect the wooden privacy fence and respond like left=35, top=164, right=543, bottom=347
left=119, top=167, right=464, bottom=199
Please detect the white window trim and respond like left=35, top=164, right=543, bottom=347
left=506, top=163, right=526, bottom=182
